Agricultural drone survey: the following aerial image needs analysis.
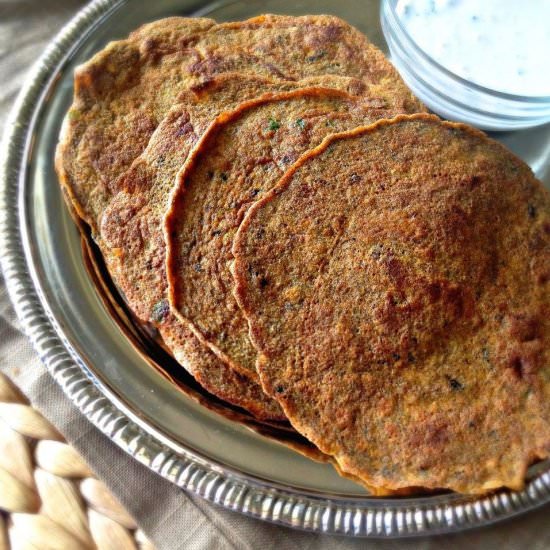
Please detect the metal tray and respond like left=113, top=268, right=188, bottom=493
left=1, top=0, right=549, bottom=537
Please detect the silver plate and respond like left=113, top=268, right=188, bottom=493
left=1, top=0, right=549, bottom=538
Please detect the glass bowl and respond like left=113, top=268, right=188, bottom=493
left=380, top=0, right=550, bottom=131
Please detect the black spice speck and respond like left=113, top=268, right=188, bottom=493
left=446, top=376, right=464, bottom=391
left=306, top=50, right=326, bottom=62
left=370, top=244, right=384, bottom=260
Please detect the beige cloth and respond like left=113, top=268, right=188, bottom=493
left=0, top=2, right=548, bottom=548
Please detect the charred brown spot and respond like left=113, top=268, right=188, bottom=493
left=384, top=256, right=407, bottom=288
left=463, top=175, right=482, bottom=189
left=409, top=421, right=450, bottom=448
left=305, top=23, right=343, bottom=49
left=140, top=38, right=159, bottom=56
left=280, top=153, right=298, bottom=165
left=370, top=244, right=384, bottom=260
left=509, top=356, right=525, bottom=379
left=188, top=55, right=228, bottom=76
left=176, top=122, right=194, bottom=137
left=508, top=314, right=540, bottom=342
left=188, top=77, right=217, bottom=94
left=263, top=62, right=291, bottom=79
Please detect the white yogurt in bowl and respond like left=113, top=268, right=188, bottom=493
left=381, top=0, right=550, bottom=130
left=396, top=0, right=550, bottom=97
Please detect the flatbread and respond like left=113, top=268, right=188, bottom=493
left=232, top=114, right=550, bottom=493
left=165, top=88, right=414, bottom=383
left=56, top=14, right=419, bottom=236
left=100, top=75, right=397, bottom=420
left=57, top=13, right=423, bottom=420
left=100, top=74, right=391, bottom=323
left=55, top=17, right=215, bottom=233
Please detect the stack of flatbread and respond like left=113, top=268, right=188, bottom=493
left=56, top=15, right=550, bottom=495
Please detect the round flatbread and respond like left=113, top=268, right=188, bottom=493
left=101, top=74, right=389, bottom=323
left=101, top=74, right=399, bottom=420
left=56, top=14, right=423, bottom=420
left=55, top=17, right=215, bottom=233
left=56, top=14, right=420, bottom=236
left=164, top=88, right=408, bottom=384
left=232, top=114, right=550, bottom=493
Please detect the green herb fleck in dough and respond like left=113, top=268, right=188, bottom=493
left=68, top=109, right=81, bottom=121
left=296, top=118, right=306, bottom=130
left=268, top=118, right=281, bottom=131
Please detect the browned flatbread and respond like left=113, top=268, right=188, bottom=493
left=55, top=17, right=215, bottom=233
left=56, top=14, right=419, bottom=237
left=164, top=88, right=418, bottom=387
left=56, top=14, right=422, bottom=420
left=101, top=74, right=394, bottom=420
left=232, top=114, right=550, bottom=494
left=83, top=213, right=423, bottom=496
left=100, top=74, right=393, bottom=324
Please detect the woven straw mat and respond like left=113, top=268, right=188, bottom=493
left=0, top=371, right=156, bottom=550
